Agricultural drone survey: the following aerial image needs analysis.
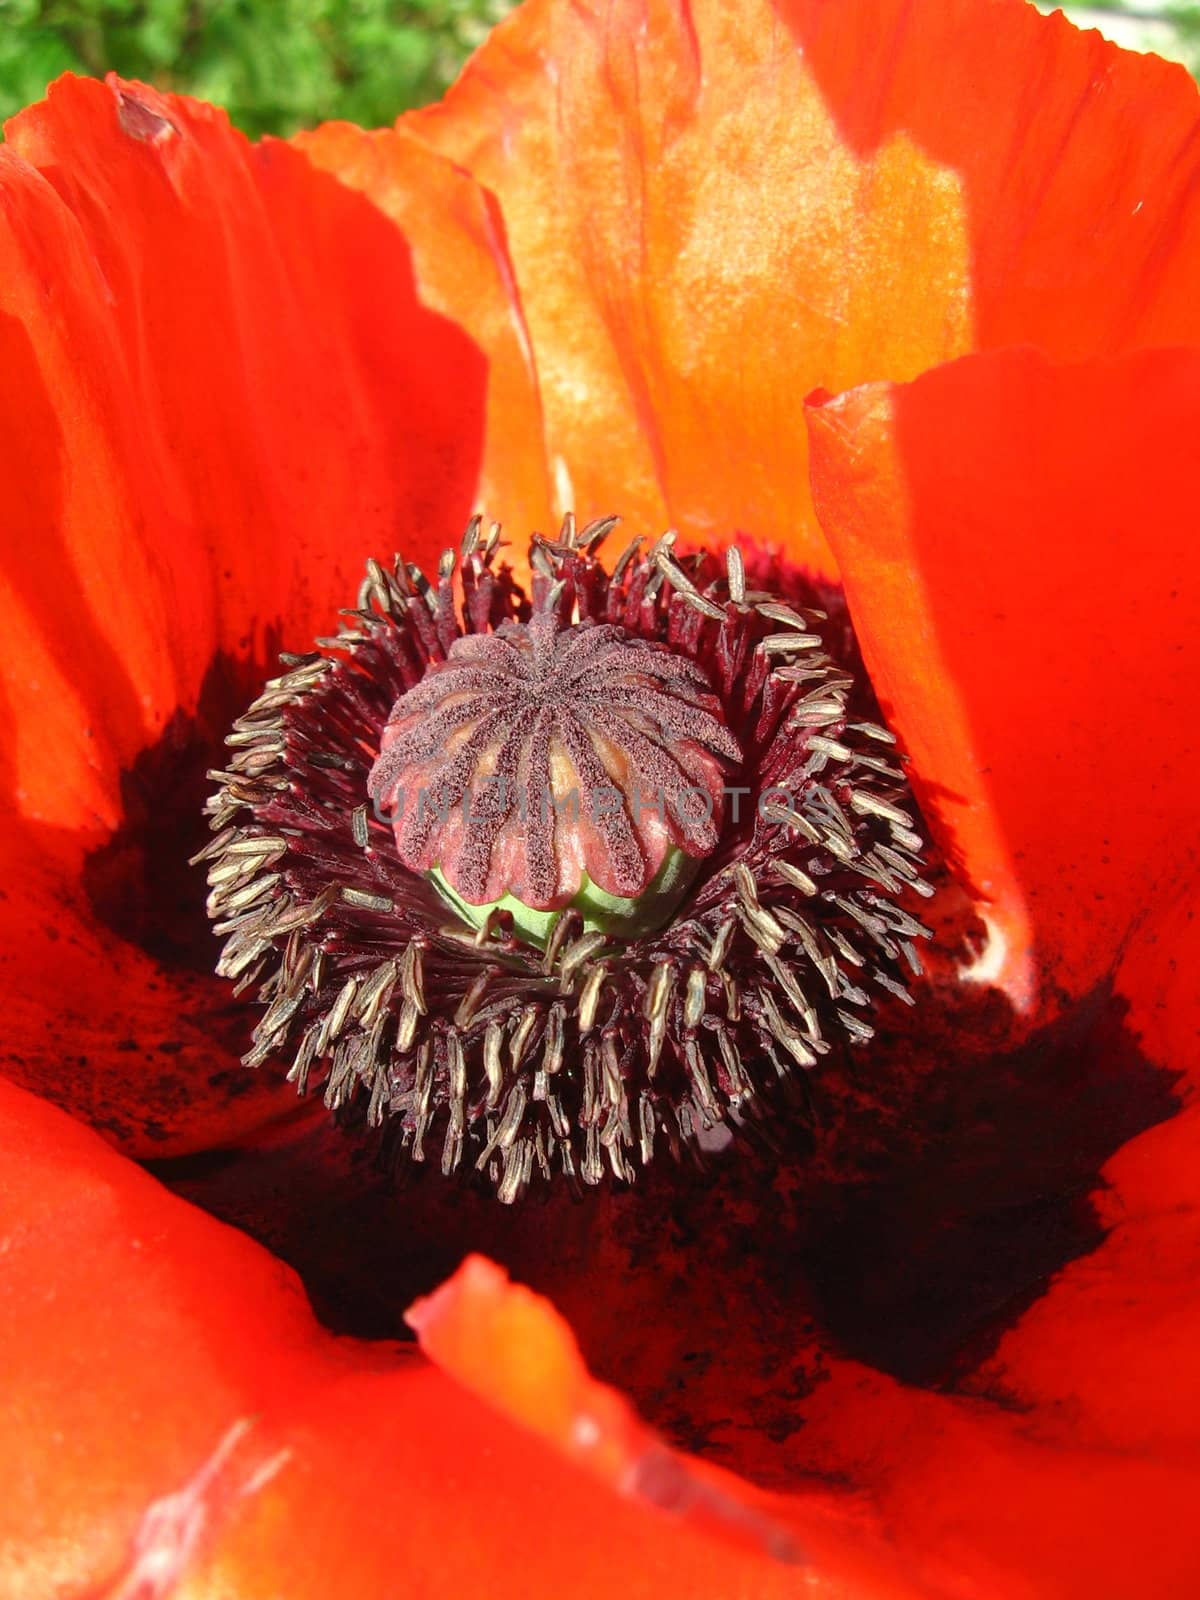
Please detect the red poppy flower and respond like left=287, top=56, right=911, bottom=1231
left=3, top=0, right=1200, bottom=1595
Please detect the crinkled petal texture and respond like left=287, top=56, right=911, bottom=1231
left=3, top=0, right=1199, bottom=1129
left=4, top=1073, right=1200, bottom=1600
left=3, top=0, right=1200, bottom=1596
left=373, top=0, right=1200, bottom=1013
left=0, top=75, right=543, bottom=1153
left=806, top=346, right=1200, bottom=1013
left=0, top=1082, right=915, bottom=1600
left=393, top=0, right=1200, bottom=569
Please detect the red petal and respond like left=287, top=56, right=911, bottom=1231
left=0, top=75, right=494, bottom=1147
left=0, top=1078, right=918, bottom=1600
left=408, top=0, right=976, bottom=571
left=1114, top=861, right=1200, bottom=1091
left=407, top=1254, right=820, bottom=1568
left=1, top=74, right=484, bottom=828
left=405, top=0, right=1200, bottom=569
left=971, top=1105, right=1200, bottom=1461
left=5, top=1074, right=1200, bottom=1598
left=295, top=120, right=554, bottom=542
left=806, top=345, right=1200, bottom=1011
left=778, top=0, right=1200, bottom=357
left=0, top=819, right=303, bottom=1157
left=943, top=917, right=1200, bottom=1575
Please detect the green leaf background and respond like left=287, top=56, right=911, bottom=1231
left=0, top=1, right=516, bottom=133
left=0, top=2, right=1196, bottom=135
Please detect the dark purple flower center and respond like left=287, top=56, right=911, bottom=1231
left=199, top=517, right=932, bottom=1200
left=368, top=613, right=741, bottom=913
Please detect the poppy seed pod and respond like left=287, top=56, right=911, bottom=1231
left=3, top=0, right=1200, bottom=1592
left=201, top=517, right=930, bottom=1198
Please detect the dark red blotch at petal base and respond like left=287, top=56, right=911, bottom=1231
left=4, top=1073, right=1200, bottom=1599
left=0, top=1078, right=929, bottom=1600
left=806, top=345, right=1200, bottom=1016
left=0, top=74, right=509, bottom=1154
left=0, top=0, right=1198, bottom=1594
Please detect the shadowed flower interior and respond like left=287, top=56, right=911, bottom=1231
left=4, top=0, right=1200, bottom=1594
left=200, top=515, right=931, bottom=1200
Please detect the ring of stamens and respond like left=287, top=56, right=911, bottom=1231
left=199, top=516, right=931, bottom=1201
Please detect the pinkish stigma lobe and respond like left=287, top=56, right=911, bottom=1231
left=367, top=612, right=742, bottom=913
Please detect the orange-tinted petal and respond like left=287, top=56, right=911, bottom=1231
left=6, top=1073, right=1200, bottom=1599
left=0, top=74, right=495, bottom=1148
left=0, top=1077, right=925, bottom=1600
left=408, top=1254, right=817, bottom=1568
left=778, top=0, right=1200, bottom=358
left=295, top=120, right=554, bottom=540
left=407, top=0, right=976, bottom=570
left=407, top=1253, right=644, bottom=1477
left=806, top=345, right=1200, bottom=1013
left=404, top=0, right=1200, bottom=571
left=1, top=74, right=484, bottom=831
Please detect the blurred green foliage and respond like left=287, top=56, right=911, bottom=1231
left=1048, top=1, right=1200, bottom=77
left=0, top=0, right=514, bottom=135
left=1163, top=3, right=1200, bottom=75
left=0, top=2, right=1196, bottom=140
